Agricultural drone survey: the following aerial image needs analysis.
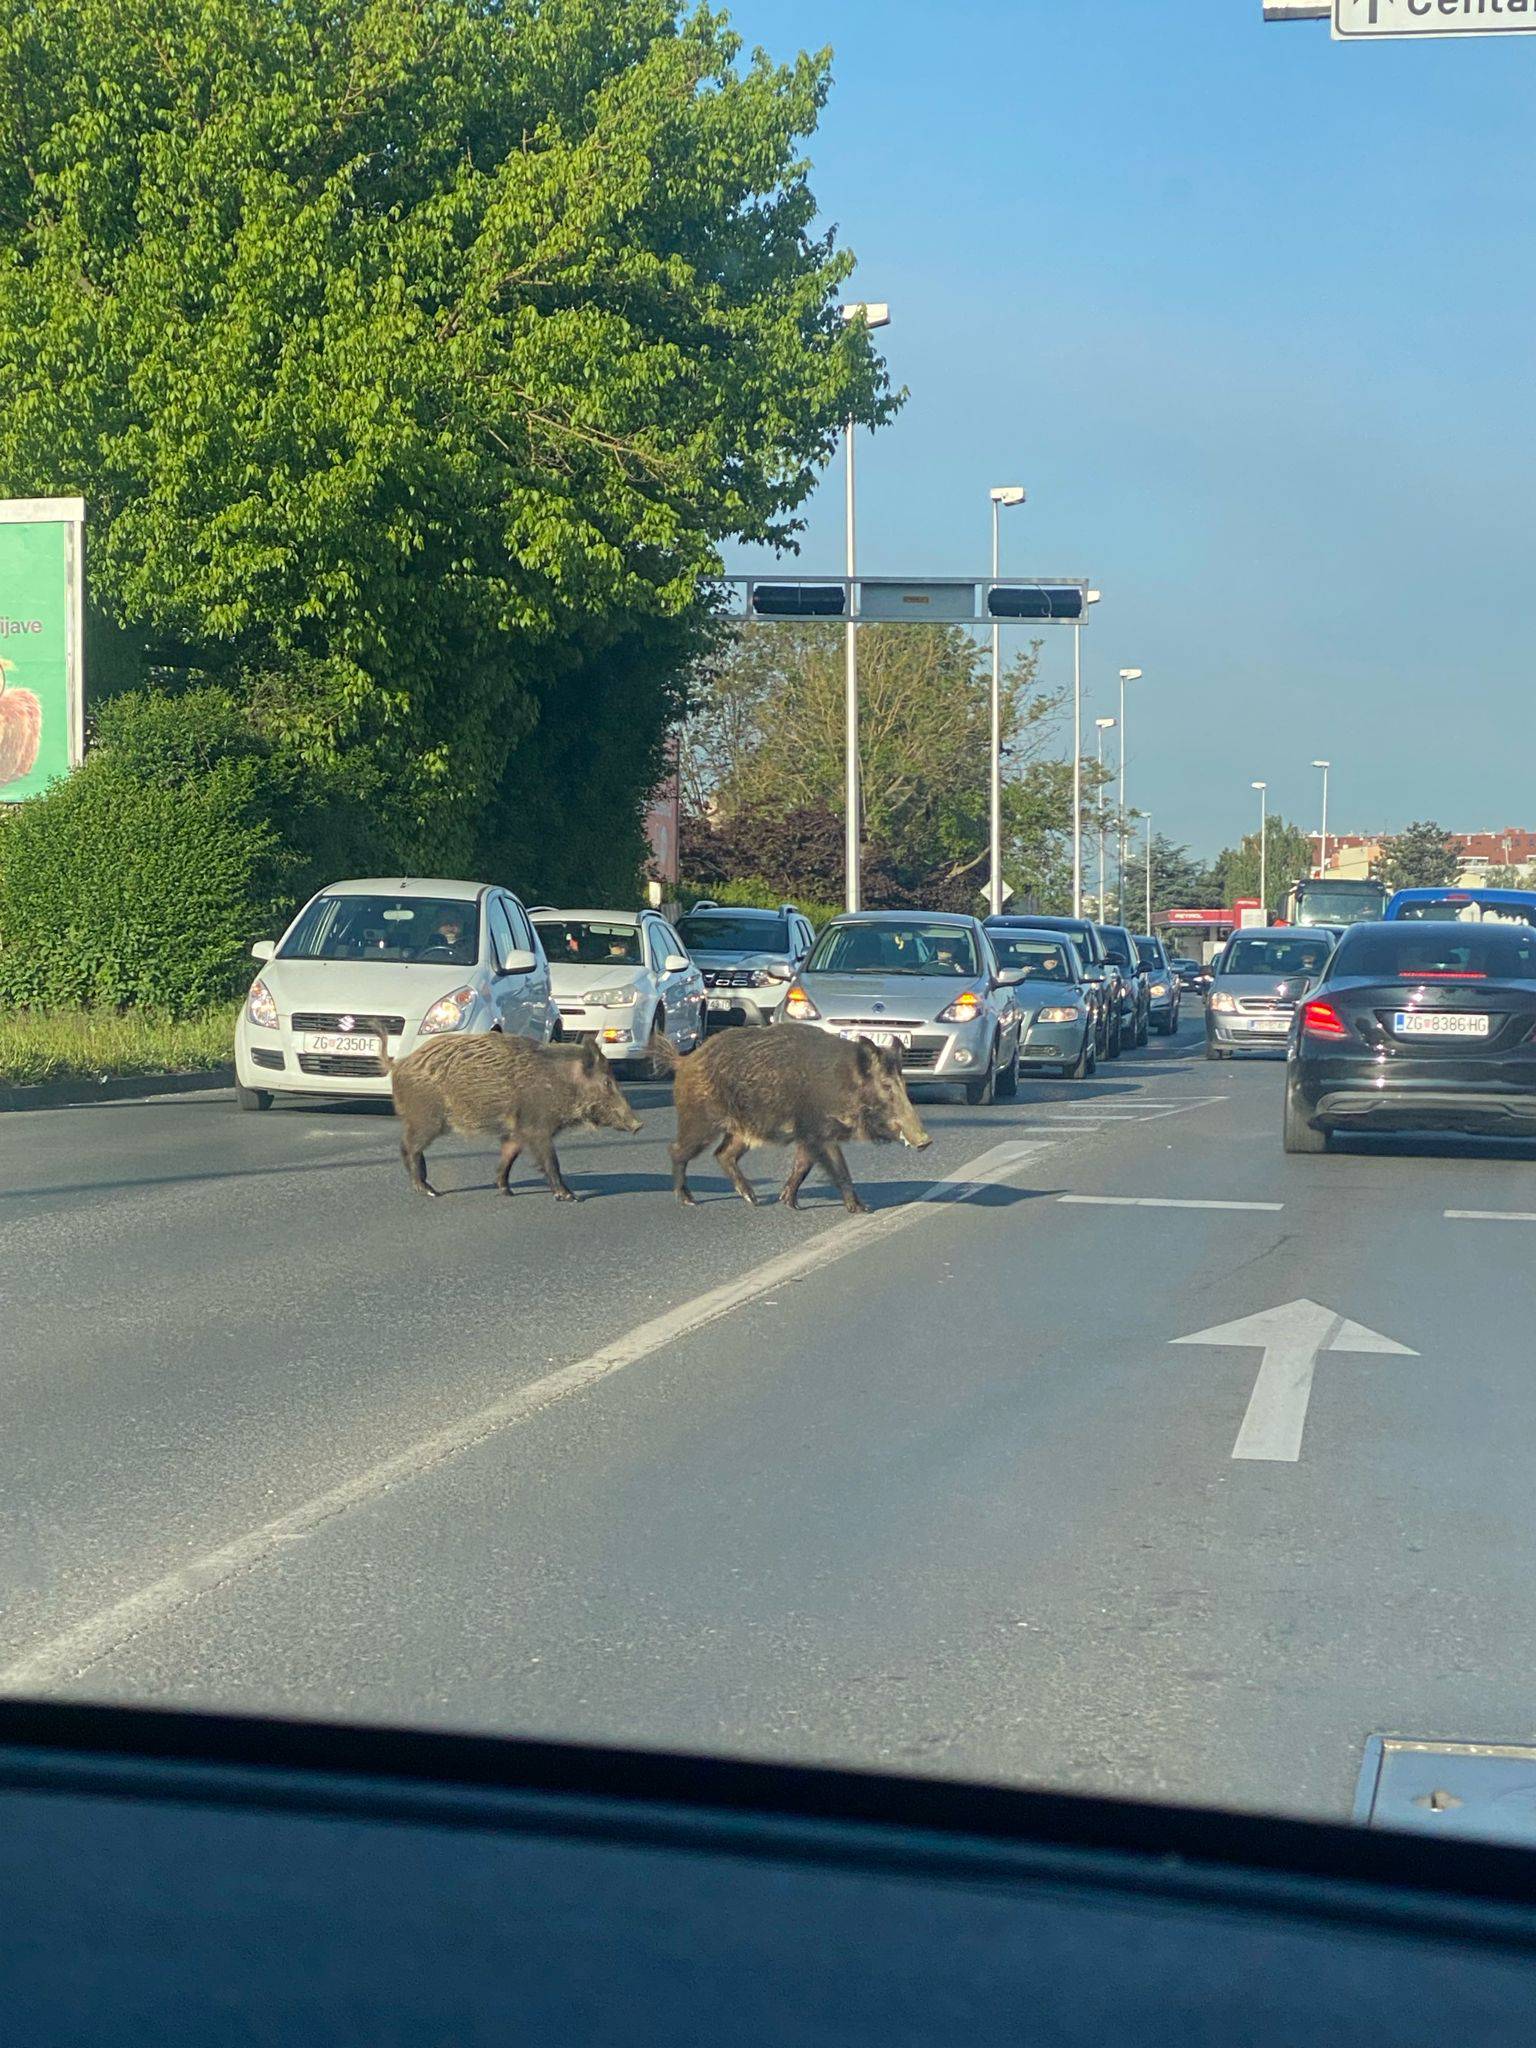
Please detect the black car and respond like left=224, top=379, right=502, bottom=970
left=1171, top=954, right=1210, bottom=996
left=985, top=915, right=1122, bottom=1059
left=1097, top=924, right=1151, bottom=1048
left=1133, top=934, right=1181, bottom=1035
left=1283, top=919, right=1536, bottom=1154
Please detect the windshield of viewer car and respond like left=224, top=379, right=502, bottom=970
left=807, top=922, right=980, bottom=977
left=990, top=936, right=1074, bottom=982
left=678, top=915, right=789, bottom=954
left=535, top=920, right=642, bottom=967
left=279, top=896, right=481, bottom=964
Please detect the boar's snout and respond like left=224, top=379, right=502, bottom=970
left=895, top=1098, right=932, bottom=1150
left=856, top=1044, right=931, bottom=1150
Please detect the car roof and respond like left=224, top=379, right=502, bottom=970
left=531, top=908, right=647, bottom=924
left=1221, top=926, right=1321, bottom=941
left=681, top=905, right=787, bottom=918
left=317, top=877, right=488, bottom=900
left=825, top=910, right=978, bottom=927
left=986, top=914, right=1092, bottom=928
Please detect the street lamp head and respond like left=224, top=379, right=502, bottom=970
left=1252, top=780, right=1267, bottom=792
left=841, top=301, right=890, bottom=330
left=1086, top=589, right=1102, bottom=604
left=1095, top=716, right=1116, bottom=730
left=989, top=486, right=1026, bottom=506
left=1119, top=667, right=1142, bottom=682
left=1312, top=759, right=1330, bottom=769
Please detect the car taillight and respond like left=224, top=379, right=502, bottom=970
left=1300, top=998, right=1349, bottom=1039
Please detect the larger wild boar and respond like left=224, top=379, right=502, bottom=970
left=651, top=1024, right=931, bottom=1214
left=381, top=1033, right=642, bottom=1199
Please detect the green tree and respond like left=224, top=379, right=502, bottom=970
left=1374, top=820, right=1461, bottom=892
left=1215, top=816, right=1315, bottom=912
left=0, top=0, right=894, bottom=894
left=1117, top=833, right=1224, bottom=927
left=683, top=620, right=1076, bottom=906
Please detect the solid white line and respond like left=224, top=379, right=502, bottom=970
left=1059, top=1196, right=1283, bottom=1212
left=0, top=1138, right=1052, bottom=1692
left=1445, top=1210, right=1536, bottom=1223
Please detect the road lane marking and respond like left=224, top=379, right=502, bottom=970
left=1060, top=1195, right=1282, bottom=1211
left=0, top=1138, right=1052, bottom=1691
left=1173, top=1298, right=1417, bottom=1463
left=1445, top=1210, right=1536, bottom=1223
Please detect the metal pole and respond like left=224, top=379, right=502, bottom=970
left=1096, top=724, right=1110, bottom=922
left=1117, top=672, right=1127, bottom=923
left=1319, top=762, right=1330, bottom=876
left=1071, top=623, right=1083, bottom=917
left=989, top=497, right=1002, bottom=918
left=843, top=417, right=860, bottom=913
left=1259, top=784, right=1268, bottom=914
left=1145, top=813, right=1153, bottom=932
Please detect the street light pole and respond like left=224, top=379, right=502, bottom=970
left=1313, top=759, right=1331, bottom=877
left=1252, top=780, right=1268, bottom=915
left=988, top=486, right=1026, bottom=918
left=1145, top=813, right=1153, bottom=933
left=1116, top=667, right=1143, bottom=922
left=839, top=301, right=890, bottom=915
left=1095, top=717, right=1116, bottom=922
left=1071, top=590, right=1101, bottom=918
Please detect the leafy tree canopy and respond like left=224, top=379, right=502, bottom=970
left=1374, top=820, right=1462, bottom=892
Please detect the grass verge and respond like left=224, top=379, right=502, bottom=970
left=0, top=1007, right=235, bottom=1086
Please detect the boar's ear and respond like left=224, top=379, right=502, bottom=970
left=851, top=1038, right=876, bottom=1077
left=579, top=1040, right=602, bottom=1073
left=879, top=1044, right=904, bottom=1078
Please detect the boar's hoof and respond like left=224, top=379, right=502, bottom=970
left=843, top=1195, right=870, bottom=1216
left=554, top=1188, right=581, bottom=1202
left=413, top=1181, right=441, bottom=1199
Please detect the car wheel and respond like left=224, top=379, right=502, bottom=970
left=1135, top=1011, right=1149, bottom=1047
left=235, top=1082, right=273, bottom=1112
left=1105, top=1019, right=1122, bottom=1060
left=1205, top=1041, right=1229, bottom=1061
left=1067, top=1034, right=1094, bottom=1081
left=963, top=1042, right=998, bottom=1106
left=996, top=1037, right=1020, bottom=1100
left=1283, top=1075, right=1330, bottom=1154
left=639, top=1007, right=668, bottom=1079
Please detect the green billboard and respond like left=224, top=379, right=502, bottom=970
left=0, top=499, right=84, bottom=803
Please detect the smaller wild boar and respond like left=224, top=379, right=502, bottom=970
left=379, top=1032, right=642, bottom=1199
left=650, top=1023, right=931, bottom=1215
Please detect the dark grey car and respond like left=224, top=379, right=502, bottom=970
left=1205, top=927, right=1335, bottom=1059
left=987, top=928, right=1097, bottom=1079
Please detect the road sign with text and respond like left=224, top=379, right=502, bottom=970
left=1335, top=0, right=1536, bottom=37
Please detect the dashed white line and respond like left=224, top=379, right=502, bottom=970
left=1445, top=1209, right=1536, bottom=1223
left=1059, top=1195, right=1283, bottom=1212
left=0, top=1137, right=1054, bottom=1692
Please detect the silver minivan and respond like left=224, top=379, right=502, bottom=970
left=1205, top=926, right=1336, bottom=1059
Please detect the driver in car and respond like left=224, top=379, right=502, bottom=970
left=424, top=913, right=473, bottom=963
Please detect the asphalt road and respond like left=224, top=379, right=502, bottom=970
left=3, top=1012, right=1534, bottom=1823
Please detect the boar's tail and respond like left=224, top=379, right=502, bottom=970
left=644, top=1031, right=683, bottom=1074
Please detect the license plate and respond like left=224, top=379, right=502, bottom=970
left=707, top=996, right=737, bottom=1011
left=838, top=1028, right=911, bottom=1050
left=1242, top=1015, right=1289, bottom=1033
left=304, top=1033, right=381, bottom=1056
left=1393, top=1011, right=1490, bottom=1037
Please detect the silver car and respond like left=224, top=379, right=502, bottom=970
left=786, top=911, right=1024, bottom=1104
left=675, top=903, right=817, bottom=1029
left=533, top=908, right=705, bottom=1072
left=234, top=877, right=555, bottom=1109
left=987, top=929, right=1098, bottom=1079
left=1205, top=926, right=1335, bottom=1060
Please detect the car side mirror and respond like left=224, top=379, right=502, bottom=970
left=251, top=938, right=276, bottom=962
left=663, top=953, right=690, bottom=973
left=762, top=963, right=795, bottom=982
left=500, top=948, right=537, bottom=975
left=995, top=967, right=1025, bottom=988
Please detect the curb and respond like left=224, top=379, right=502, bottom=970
left=0, top=1066, right=235, bottom=1113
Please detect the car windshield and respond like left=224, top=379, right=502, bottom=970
left=807, top=922, right=980, bottom=977
left=1134, top=939, right=1163, bottom=967
left=1333, top=927, right=1536, bottom=981
left=991, top=935, right=1074, bottom=982
left=678, top=915, right=789, bottom=954
left=1220, top=936, right=1331, bottom=978
left=1099, top=930, right=1134, bottom=968
left=535, top=920, right=642, bottom=967
left=278, top=895, right=480, bottom=964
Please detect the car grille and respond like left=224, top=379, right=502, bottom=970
left=827, top=1018, right=927, bottom=1032
left=703, top=969, right=758, bottom=990
left=902, top=1045, right=942, bottom=1069
left=249, top=1049, right=285, bottom=1071
left=297, top=1053, right=389, bottom=1077
left=291, top=1012, right=405, bottom=1035
left=1236, top=996, right=1295, bottom=1014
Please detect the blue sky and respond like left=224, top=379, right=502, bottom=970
left=722, top=0, right=1536, bottom=859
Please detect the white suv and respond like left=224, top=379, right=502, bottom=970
left=234, top=877, right=555, bottom=1109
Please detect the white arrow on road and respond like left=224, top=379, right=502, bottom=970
left=1172, top=1298, right=1417, bottom=1463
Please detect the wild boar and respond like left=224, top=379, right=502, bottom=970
left=650, top=1024, right=931, bottom=1215
left=379, top=1032, right=642, bottom=1199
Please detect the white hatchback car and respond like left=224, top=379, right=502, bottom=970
left=234, top=877, right=556, bottom=1109
left=532, top=908, right=705, bottom=1073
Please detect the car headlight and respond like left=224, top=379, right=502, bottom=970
left=1036, top=1005, right=1082, bottom=1024
left=420, top=986, right=477, bottom=1034
left=784, top=984, right=821, bottom=1020
left=1149, top=981, right=1169, bottom=997
left=246, top=979, right=279, bottom=1030
left=750, top=965, right=790, bottom=988
left=581, top=986, right=641, bottom=1007
left=937, top=990, right=984, bottom=1024
left=1208, top=990, right=1237, bottom=1013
